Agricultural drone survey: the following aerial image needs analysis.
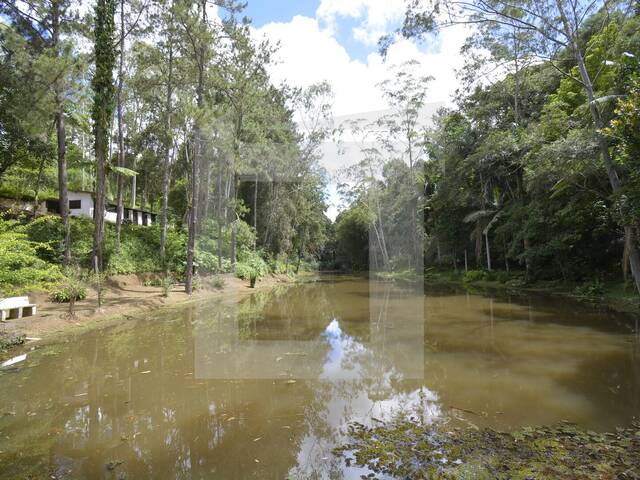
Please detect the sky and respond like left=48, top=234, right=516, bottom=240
left=242, top=0, right=472, bottom=219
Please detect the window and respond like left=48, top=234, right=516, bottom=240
left=46, top=200, right=60, bottom=214
left=69, top=200, right=82, bottom=210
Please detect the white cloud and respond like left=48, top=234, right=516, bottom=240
left=252, top=11, right=472, bottom=219
left=255, top=16, right=469, bottom=115
left=316, top=0, right=406, bottom=46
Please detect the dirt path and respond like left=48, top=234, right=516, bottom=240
left=0, top=273, right=293, bottom=343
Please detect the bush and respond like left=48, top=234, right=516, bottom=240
left=107, top=224, right=187, bottom=274
left=50, top=283, right=87, bottom=303
left=212, top=275, right=225, bottom=289
left=160, top=275, right=174, bottom=297
left=236, top=249, right=269, bottom=281
left=495, top=271, right=510, bottom=284
left=0, top=218, right=62, bottom=295
left=574, top=278, right=605, bottom=298
left=463, top=270, right=486, bottom=283
left=197, top=250, right=231, bottom=274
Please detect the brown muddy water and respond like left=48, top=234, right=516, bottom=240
left=0, top=275, right=639, bottom=479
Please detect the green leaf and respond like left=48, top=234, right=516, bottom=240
left=110, top=166, right=138, bottom=177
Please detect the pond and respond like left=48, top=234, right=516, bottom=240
left=0, top=274, right=638, bottom=479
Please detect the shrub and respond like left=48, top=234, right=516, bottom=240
left=107, top=224, right=187, bottom=274
left=574, top=278, right=605, bottom=298
left=495, top=271, right=510, bottom=284
left=212, top=276, right=225, bottom=289
left=236, top=249, right=269, bottom=282
left=197, top=250, right=231, bottom=274
left=160, top=275, right=174, bottom=297
left=463, top=270, right=486, bottom=283
left=50, top=283, right=87, bottom=303
left=0, top=218, right=62, bottom=295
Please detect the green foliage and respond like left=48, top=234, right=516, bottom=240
left=50, top=280, right=87, bottom=303
left=159, top=275, right=174, bottom=297
left=0, top=333, right=26, bottom=352
left=0, top=218, right=62, bottom=295
left=236, top=249, right=269, bottom=281
left=212, top=276, right=225, bottom=289
left=108, top=224, right=186, bottom=274
left=463, top=270, right=486, bottom=283
left=574, top=278, right=605, bottom=298
left=196, top=251, right=231, bottom=275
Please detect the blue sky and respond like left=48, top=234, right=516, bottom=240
left=245, top=0, right=318, bottom=27
left=245, top=0, right=382, bottom=63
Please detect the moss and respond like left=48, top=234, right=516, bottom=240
left=334, top=420, right=640, bottom=479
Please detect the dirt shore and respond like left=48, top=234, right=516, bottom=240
left=0, top=273, right=294, bottom=347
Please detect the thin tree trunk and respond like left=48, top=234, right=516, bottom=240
left=464, top=249, right=468, bottom=272
left=253, top=172, right=258, bottom=247
left=485, top=232, right=492, bottom=271
left=230, top=173, right=238, bottom=272
left=94, top=132, right=107, bottom=273
left=216, top=155, right=223, bottom=270
left=185, top=0, right=207, bottom=290
left=52, top=0, right=70, bottom=266
left=160, top=16, right=174, bottom=264
left=130, top=156, right=137, bottom=208
left=185, top=138, right=199, bottom=295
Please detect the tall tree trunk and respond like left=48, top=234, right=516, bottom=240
left=160, top=15, right=174, bottom=264
left=52, top=0, right=71, bottom=266
left=484, top=232, right=492, bottom=271
left=185, top=139, right=199, bottom=294
left=230, top=173, right=238, bottom=272
left=92, top=0, right=116, bottom=274
left=114, top=0, right=125, bottom=250
left=253, top=172, right=258, bottom=247
left=130, top=156, right=137, bottom=208
left=185, top=0, right=207, bottom=289
left=56, top=109, right=71, bottom=265
left=216, top=155, right=224, bottom=270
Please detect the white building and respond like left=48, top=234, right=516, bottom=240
left=38, top=191, right=157, bottom=226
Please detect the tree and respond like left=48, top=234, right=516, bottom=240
left=0, top=0, right=85, bottom=265
left=91, top=0, right=117, bottom=273
left=393, top=0, right=640, bottom=292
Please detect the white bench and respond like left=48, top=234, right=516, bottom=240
left=0, top=297, right=37, bottom=321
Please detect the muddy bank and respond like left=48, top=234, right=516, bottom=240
left=0, top=273, right=295, bottom=352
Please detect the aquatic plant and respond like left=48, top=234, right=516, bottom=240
left=334, top=420, right=640, bottom=479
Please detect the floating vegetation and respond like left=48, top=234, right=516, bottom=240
left=0, top=333, right=25, bottom=353
left=333, top=420, right=640, bottom=479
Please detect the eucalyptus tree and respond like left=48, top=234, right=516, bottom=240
left=392, top=0, right=640, bottom=291
left=376, top=61, right=432, bottom=271
left=91, top=0, right=117, bottom=273
left=113, top=0, right=149, bottom=249
left=174, top=0, right=245, bottom=293
left=217, top=21, right=274, bottom=267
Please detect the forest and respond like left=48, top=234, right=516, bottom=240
left=1, top=0, right=640, bottom=302
left=0, top=0, right=333, bottom=300
left=333, top=0, right=640, bottom=299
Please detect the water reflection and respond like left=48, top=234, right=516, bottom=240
left=0, top=275, right=638, bottom=479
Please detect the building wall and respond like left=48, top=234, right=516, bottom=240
left=39, top=192, right=154, bottom=226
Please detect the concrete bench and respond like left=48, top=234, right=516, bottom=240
left=0, top=296, right=37, bottom=321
